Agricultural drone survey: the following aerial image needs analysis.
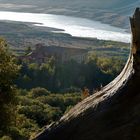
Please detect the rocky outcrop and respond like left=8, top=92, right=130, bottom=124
left=32, top=8, right=140, bottom=140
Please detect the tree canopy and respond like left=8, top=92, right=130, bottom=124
left=0, top=38, right=20, bottom=136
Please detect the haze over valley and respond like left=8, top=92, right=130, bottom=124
left=0, top=0, right=139, bottom=28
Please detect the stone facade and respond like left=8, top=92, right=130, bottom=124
left=23, top=44, right=88, bottom=63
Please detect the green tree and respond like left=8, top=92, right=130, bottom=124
left=29, top=87, right=50, bottom=98
left=0, top=38, right=20, bottom=136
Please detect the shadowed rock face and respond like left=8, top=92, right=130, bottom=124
left=33, top=8, right=140, bottom=140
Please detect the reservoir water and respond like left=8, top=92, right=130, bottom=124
left=0, top=11, right=131, bottom=43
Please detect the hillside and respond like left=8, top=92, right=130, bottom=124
left=0, top=20, right=129, bottom=59
left=0, top=0, right=140, bottom=28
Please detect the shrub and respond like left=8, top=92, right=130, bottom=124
left=29, top=87, right=50, bottom=98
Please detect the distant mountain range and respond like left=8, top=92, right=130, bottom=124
left=0, top=0, right=140, bottom=28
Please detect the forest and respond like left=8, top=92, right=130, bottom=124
left=0, top=38, right=126, bottom=140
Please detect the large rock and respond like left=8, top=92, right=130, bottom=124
left=32, top=8, right=140, bottom=140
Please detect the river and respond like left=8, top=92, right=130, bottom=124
left=0, top=11, right=131, bottom=43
